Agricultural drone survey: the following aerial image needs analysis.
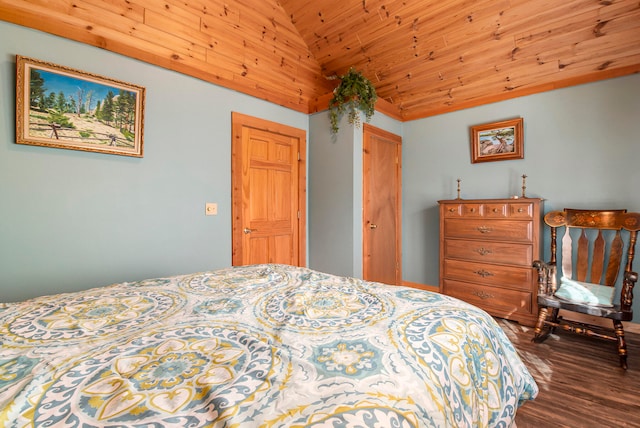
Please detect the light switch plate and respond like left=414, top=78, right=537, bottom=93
left=205, top=203, right=218, bottom=216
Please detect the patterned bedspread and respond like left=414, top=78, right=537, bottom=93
left=0, top=264, right=537, bottom=427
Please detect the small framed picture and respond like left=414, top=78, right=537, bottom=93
left=470, top=118, right=523, bottom=163
left=16, top=55, right=145, bottom=157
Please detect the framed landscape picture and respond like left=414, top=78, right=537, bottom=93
left=470, top=118, right=523, bottom=163
left=16, top=55, right=145, bottom=157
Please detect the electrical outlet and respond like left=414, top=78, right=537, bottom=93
left=205, top=203, right=218, bottom=216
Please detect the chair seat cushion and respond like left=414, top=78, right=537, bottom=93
left=554, top=277, right=615, bottom=307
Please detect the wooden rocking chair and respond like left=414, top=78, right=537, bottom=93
left=532, top=209, right=639, bottom=369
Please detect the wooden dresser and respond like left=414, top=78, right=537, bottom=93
left=438, top=198, right=543, bottom=326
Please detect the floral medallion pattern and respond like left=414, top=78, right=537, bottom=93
left=1, top=264, right=537, bottom=427
left=258, top=271, right=388, bottom=332
left=1, top=289, right=181, bottom=345
left=30, top=323, right=277, bottom=426
left=314, top=339, right=380, bottom=378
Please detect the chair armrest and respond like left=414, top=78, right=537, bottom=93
left=532, top=260, right=548, bottom=270
left=621, top=270, right=638, bottom=311
left=533, top=260, right=557, bottom=295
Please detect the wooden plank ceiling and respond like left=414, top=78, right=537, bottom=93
left=1, top=0, right=639, bottom=121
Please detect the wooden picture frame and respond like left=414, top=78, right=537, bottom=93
left=470, top=118, right=523, bottom=163
left=16, top=55, right=145, bottom=157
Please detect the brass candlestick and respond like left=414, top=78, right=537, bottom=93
left=456, top=178, right=461, bottom=199
left=521, top=174, right=527, bottom=198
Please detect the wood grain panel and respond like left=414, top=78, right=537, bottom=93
left=444, top=279, right=532, bottom=313
left=444, top=219, right=533, bottom=242
left=444, top=240, right=533, bottom=266
left=0, top=0, right=326, bottom=114
left=1, top=0, right=638, bottom=119
left=443, top=259, right=534, bottom=289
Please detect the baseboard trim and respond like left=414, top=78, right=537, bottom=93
left=627, top=323, right=640, bottom=334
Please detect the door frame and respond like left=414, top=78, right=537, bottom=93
left=231, top=112, right=306, bottom=266
left=362, top=123, right=402, bottom=284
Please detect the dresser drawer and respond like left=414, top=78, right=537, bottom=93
left=442, top=203, right=483, bottom=218
left=509, top=203, right=533, bottom=218
left=484, top=203, right=508, bottom=218
left=443, top=259, right=534, bottom=291
left=443, top=239, right=532, bottom=266
left=443, top=218, right=533, bottom=242
left=441, top=203, right=462, bottom=217
left=443, top=279, right=532, bottom=314
left=442, top=202, right=534, bottom=219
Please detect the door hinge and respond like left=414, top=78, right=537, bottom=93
left=297, top=210, right=301, bottom=219
left=297, top=152, right=301, bottom=161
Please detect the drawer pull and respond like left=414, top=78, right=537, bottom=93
left=492, top=208, right=499, bottom=213
left=473, top=269, right=494, bottom=278
left=476, top=247, right=493, bottom=256
left=476, top=226, right=492, bottom=233
left=448, top=208, right=456, bottom=212
left=518, top=208, right=524, bottom=213
left=470, top=208, right=475, bottom=212
left=472, top=290, right=494, bottom=300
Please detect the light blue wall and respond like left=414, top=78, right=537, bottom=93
left=308, top=113, right=356, bottom=276
left=2, top=20, right=639, bottom=320
left=402, top=74, right=640, bottom=315
left=0, top=21, right=308, bottom=302
left=308, top=110, right=402, bottom=278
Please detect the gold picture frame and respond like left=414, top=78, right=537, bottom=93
left=16, top=55, right=145, bottom=157
left=470, top=118, right=523, bottom=163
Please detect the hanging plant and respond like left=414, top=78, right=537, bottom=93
left=328, top=67, right=377, bottom=134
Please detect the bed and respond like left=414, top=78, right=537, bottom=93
left=1, top=264, right=537, bottom=427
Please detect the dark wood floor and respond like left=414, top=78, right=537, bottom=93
left=496, top=319, right=640, bottom=428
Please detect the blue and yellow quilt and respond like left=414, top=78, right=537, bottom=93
left=0, top=264, right=537, bottom=427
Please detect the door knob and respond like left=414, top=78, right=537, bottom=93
left=243, top=227, right=257, bottom=234
left=369, top=223, right=377, bottom=229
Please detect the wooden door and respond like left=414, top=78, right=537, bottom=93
left=231, top=112, right=306, bottom=266
left=362, top=124, right=402, bottom=285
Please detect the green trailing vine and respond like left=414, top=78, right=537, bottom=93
left=328, top=67, right=377, bottom=133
